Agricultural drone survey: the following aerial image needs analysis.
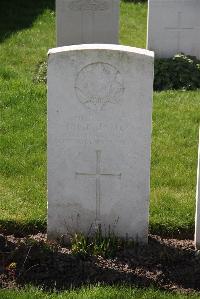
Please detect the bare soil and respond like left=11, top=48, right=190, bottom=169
left=0, top=233, right=200, bottom=293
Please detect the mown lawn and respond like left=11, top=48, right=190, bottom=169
left=0, top=0, right=55, bottom=232
left=0, top=286, right=200, bottom=299
left=0, top=1, right=199, bottom=237
left=1, top=1, right=200, bottom=298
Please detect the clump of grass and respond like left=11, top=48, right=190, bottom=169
left=0, top=66, right=17, bottom=80
left=0, top=285, right=199, bottom=299
left=71, top=226, right=136, bottom=258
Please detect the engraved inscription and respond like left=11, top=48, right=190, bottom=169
left=69, top=0, right=110, bottom=11
left=76, top=150, right=121, bottom=224
left=165, top=12, right=194, bottom=52
left=75, top=63, right=124, bottom=111
left=63, top=115, right=132, bottom=146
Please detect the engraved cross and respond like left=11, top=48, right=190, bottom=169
left=165, top=12, right=194, bottom=52
left=76, top=150, right=121, bottom=223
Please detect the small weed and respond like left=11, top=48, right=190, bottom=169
left=71, top=233, right=91, bottom=257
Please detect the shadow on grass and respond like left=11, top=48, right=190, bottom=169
left=0, top=220, right=46, bottom=237
left=150, top=224, right=195, bottom=240
left=0, top=219, right=195, bottom=240
left=0, top=219, right=194, bottom=240
left=0, top=234, right=199, bottom=292
left=0, top=0, right=55, bottom=42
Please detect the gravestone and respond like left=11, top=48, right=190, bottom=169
left=195, top=128, right=200, bottom=250
left=56, top=0, right=119, bottom=46
left=147, top=0, right=200, bottom=58
left=47, top=44, right=154, bottom=243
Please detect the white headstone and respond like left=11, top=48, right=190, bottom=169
left=56, top=0, right=119, bottom=46
left=147, top=0, right=200, bottom=59
left=195, top=128, right=200, bottom=250
left=47, top=44, right=154, bottom=244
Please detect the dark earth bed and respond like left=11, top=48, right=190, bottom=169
left=0, top=233, right=200, bottom=294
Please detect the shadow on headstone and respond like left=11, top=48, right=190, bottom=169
left=0, top=0, right=55, bottom=42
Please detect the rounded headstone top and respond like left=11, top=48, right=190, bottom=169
left=48, top=44, right=154, bottom=58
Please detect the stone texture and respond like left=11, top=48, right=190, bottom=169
left=56, top=0, right=119, bottom=46
left=147, top=0, right=200, bottom=59
left=195, top=128, right=200, bottom=250
left=47, top=44, right=154, bottom=243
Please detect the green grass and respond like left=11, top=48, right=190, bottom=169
left=0, top=1, right=200, bottom=298
left=151, top=91, right=200, bottom=235
left=120, top=1, right=147, bottom=48
left=0, top=1, right=55, bottom=232
left=0, top=1, right=200, bottom=237
left=0, top=286, right=200, bottom=299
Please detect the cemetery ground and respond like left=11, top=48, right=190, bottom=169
left=0, top=0, right=200, bottom=298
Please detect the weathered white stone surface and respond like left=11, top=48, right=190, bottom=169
left=195, top=128, right=200, bottom=250
left=56, top=0, right=119, bottom=46
left=147, top=0, right=200, bottom=59
left=47, top=44, right=154, bottom=243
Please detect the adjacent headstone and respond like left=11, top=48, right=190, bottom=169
left=147, top=0, right=200, bottom=59
left=56, top=0, right=119, bottom=46
left=195, top=128, right=200, bottom=250
left=47, top=44, right=154, bottom=244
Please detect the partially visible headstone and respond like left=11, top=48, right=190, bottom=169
left=47, top=44, right=154, bottom=244
left=195, top=128, right=200, bottom=250
left=147, top=0, right=200, bottom=59
left=56, top=0, right=119, bottom=46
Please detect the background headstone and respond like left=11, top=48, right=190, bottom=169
left=56, top=0, right=119, bottom=46
left=195, top=128, right=200, bottom=250
left=47, top=44, right=154, bottom=243
left=147, top=0, right=200, bottom=59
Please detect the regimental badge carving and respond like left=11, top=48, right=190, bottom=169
left=75, top=62, right=125, bottom=111
left=68, top=0, right=110, bottom=11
